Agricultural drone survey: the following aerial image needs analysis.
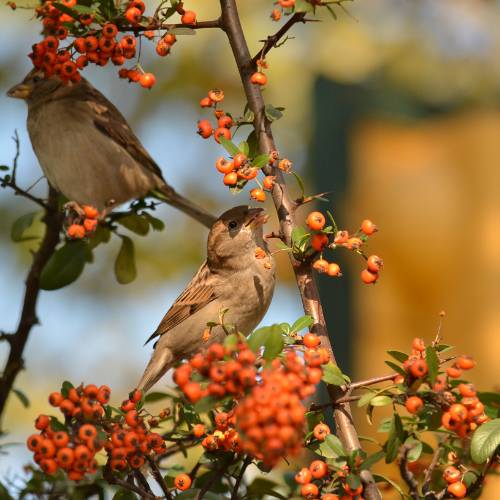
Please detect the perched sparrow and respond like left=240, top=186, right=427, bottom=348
left=137, top=205, right=276, bottom=391
left=7, top=69, right=215, bottom=227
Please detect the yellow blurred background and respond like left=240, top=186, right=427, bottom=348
left=0, top=0, right=499, bottom=496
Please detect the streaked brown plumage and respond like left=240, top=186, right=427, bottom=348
left=137, top=205, right=276, bottom=392
left=7, top=69, right=215, bottom=227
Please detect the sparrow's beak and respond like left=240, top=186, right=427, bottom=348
left=7, top=82, right=32, bottom=99
left=246, top=208, right=269, bottom=228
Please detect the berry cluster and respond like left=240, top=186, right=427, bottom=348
left=306, top=211, right=383, bottom=284
left=27, top=383, right=167, bottom=480
left=197, top=89, right=233, bottom=143
left=197, top=413, right=243, bottom=454
left=66, top=205, right=99, bottom=239
left=295, top=459, right=363, bottom=499
left=28, top=0, right=195, bottom=88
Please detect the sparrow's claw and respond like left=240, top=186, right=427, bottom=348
left=63, top=200, right=86, bottom=217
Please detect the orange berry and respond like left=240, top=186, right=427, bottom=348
left=218, top=115, right=233, bottom=129
left=271, top=8, right=282, bottom=21
left=313, top=423, right=330, bottom=441
left=456, top=355, right=475, bottom=370
left=125, top=410, right=140, bottom=427
left=458, top=383, right=476, bottom=397
left=447, top=482, right=466, bottom=498
left=446, top=366, right=462, bottom=378
left=306, top=211, right=326, bottom=231
left=130, top=389, right=143, bottom=403
left=56, top=447, right=74, bottom=467
left=125, top=7, right=141, bottom=24
left=163, top=33, right=177, bottom=45
left=207, top=89, right=224, bottom=102
left=102, top=22, right=118, bottom=38
left=215, top=157, right=234, bottom=174
left=197, top=119, right=213, bottom=139
left=263, top=175, right=276, bottom=191
left=410, top=359, right=428, bottom=378
left=174, top=473, right=192, bottom=490
left=344, top=484, right=363, bottom=496
left=346, top=237, right=362, bottom=250
left=448, top=404, right=468, bottom=423
left=250, top=188, right=266, bottom=202
left=39, top=439, right=56, bottom=458
left=312, top=259, right=329, bottom=274
left=309, top=460, right=328, bottom=479
left=129, top=455, right=145, bottom=469
left=97, top=385, right=111, bottom=404
left=300, top=483, right=319, bottom=498
left=361, top=219, right=377, bottom=235
left=405, top=396, right=424, bottom=414
left=412, top=337, right=425, bottom=352
left=192, top=424, right=206, bottom=438
left=156, top=40, right=171, bottom=57
left=361, top=269, right=378, bottom=284
left=27, top=434, right=43, bottom=452
left=303, top=333, right=321, bottom=348
left=120, top=35, right=137, bottom=50
left=35, top=414, right=50, bottom=430
left=67, top=224, right=85, bottom=239
left=322, top=495, right=340, bottom=500
left=223, top=172, right=238, bottom=186
left=443, top=466, right=461, bottom=483
left=200, top=97, right=213, bottom=108
left=74, top=444, right=91, bottom=462
left=181, top=10, right=196, bottom=25
left=441, top=412, right=460, bottom=431
left=183, top=382, right=203, bottom=403
left=327, top=263, right=341, bottom=277
left=59, top=399, right=75, bottom=415
left=83, top=218, right=98, bottom=233
left=81, top=205, right=98, bottom=219
left=78, top=424, right=97, bottom=441
left=139, top=72, right=156, bottom=89
left=233, top=153, right=247, bottom=168
left=53, top=431, right=69, bottom=448
left=250, top=72, right=267, bottom=86
left=311, top=233, right=329, bottom=252
left=214, top=127, right=232, bottom=143
left=295, top=467, right=312, bottom=484
left=40, top=458, right=58, bottom=475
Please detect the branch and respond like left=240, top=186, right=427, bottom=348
left=146, top=456, right=173, bottom=500
left=219, top=2, right=380, bottom=499
left=0, top=187, right=62, bottom=428
left=231, top=456, right=252, bottom=500
left=196, top=459, right=229, bottom=500
left=347, top=373, right=398, bottom=391
left=251, top=12, right=307, bottom=65
left=399, top=446, right=419, bottom=500
left=103, top=465, right=157, bottom=499
left=422, top=443, right=441, bottom=494
left=129, top=18, right=222, bottom=32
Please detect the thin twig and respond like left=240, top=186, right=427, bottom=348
left=196, top=459, right=229, bottom=500
left=134, top=470, right=155, bottom=496
left=146, top=456, right=173, bottom=499
left=251, top=12, right=307, bottom=65
left=423, top=443, right=441, bottom=493
left=219, top=2, right=380, bottom=499
left=130, top=18, right=222, bottom=32
left=0, top=187, right=62, bottom=428
left=346, top=373, right=398, bottom=391
left=103, top=465, right=156, bottom=499
left=231, top=456, right=252, bottom=500
left=399, top=446, right=420, bottom=500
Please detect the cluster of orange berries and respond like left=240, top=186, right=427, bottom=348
left=441, top=465, right=468, bottom=498
left=235, top=347, right=327, bottom=466
left=27, top=383, right=167, bottom=480
left=192, top=413, right=243, bottom=455
left=307, top=211, right=383, bottom=284
left=197, top=89, right=234, bottom=144
left=294, top=457, right=363, bottom=499
left=66, top=205, right=99, bottom=239
left=27, top=382, right=110, bottom=479
left=28, top=0, right=196, bottom=88
left=401, top=338, right=488, bottom=442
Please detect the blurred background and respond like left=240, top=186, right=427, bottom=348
left=0, top=0, right=499, bottom=496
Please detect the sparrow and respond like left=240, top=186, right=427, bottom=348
left=7, top=69, right=215, bottom=227
left=137, top=205, right=276, bottom=392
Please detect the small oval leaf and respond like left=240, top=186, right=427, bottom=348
left=40, top=241, right=87, bottom=290
left=114, top=235, right=137, bottom=284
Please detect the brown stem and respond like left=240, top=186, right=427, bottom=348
left=0, top=187, right=62, bottom=428
left=399, top=446, right=420, bottom=500
left=219, top=2, right=380, bottom=499
left=423, top=443, right=442, bottom=493
left=347, top=373, right=398, bottom=390
left=103, top=465, right=156, bottom=499
left=251, top=12, right=306, bottom=65
left=130, top=19, right=221, bottom=32
left=146, top=456, right=173, bottom=499
left=231, top=456, right=252, bottom=500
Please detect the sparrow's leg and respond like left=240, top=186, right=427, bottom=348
left=63, top=201, right=86, bottom=218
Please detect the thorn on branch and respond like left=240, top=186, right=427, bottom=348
left=295, top=191, right=332, bottom=206
left=0, top=332, right=15, bottom=344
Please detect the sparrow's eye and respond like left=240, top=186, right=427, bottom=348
left=228, top=220, right=238, bottom=230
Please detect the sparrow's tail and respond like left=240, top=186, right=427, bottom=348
left=137, top=347, right=175, bottom=393
left=154, top=184, right=216, bottom=229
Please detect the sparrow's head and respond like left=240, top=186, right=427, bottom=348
left=207, top=205, right=269, bottom=268
left=7, top=69, right=64, bottom=103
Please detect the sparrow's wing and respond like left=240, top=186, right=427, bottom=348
left=74, top=81, right=165, bottom=180
left=145, top=261, right=219, bottom=344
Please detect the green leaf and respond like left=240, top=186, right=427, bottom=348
left=40, top=241, right=87, bottom=290
left=358, top=391, right=376, bottom=407
left=306, top=411, right=324, bottom=432
left=247, top=478, right=287, bottom=499
left=404, top=437, right=423, bottom=462
left=291, top=315, right=314, bottom=333
left=387, top=350, right=409, bottom=363
left=264, top=104, right=283, bottom=122
left=117, top=213, right=149, bottom=236
left=238, top=141, right=250, bottom=156
left=291, top=226, right=308, bottom=247
left=60, top=380, right=74, bottom=398
left=385, top=414, right=404, bottom=463
left=11, top=211, right=38, bottom=242
left=248, top=325, right=284, bottom=361
left=175, top=490, right=220, bottom=500
left=219, top=136, right=240, bottom=156
left=360, top=450, right=385, bottom=470
left=425, top=346, right=439, bottom=385
left=294, top=0, right=315, bottom=12
left=322, top=362, right=347, bottom=386
left=346, top=473, right=361, bottom=490
left=325, top=4, right=338, bottom=19
left=112, top=489, right=138, bottom=500
left=246, top=130, right=259, bottom=158
left=142, top=212, right=165, bottom=231
left=194, top=396, right=218, bottom=414
left=384, top=360, right=407, bottom=376
left=144, top=392, right=170, bottom=403
left=370, top=395, right=392, bottom=407
left=252, top=154, right=269, bottom=169
left=114, top=235, right=137, bottom=284
left=373, top=474, right=405, bottom=499
left=324, top=433, right=346, bottom=457
left=88, top=224, right=111, bottom=250
left=0, top=482, right=13, bottom=500
left=470, top=418, right=500, bottom=463
left=13, top=388, right=30, bottom=408
left=292, top=172, right=305, bottom=197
